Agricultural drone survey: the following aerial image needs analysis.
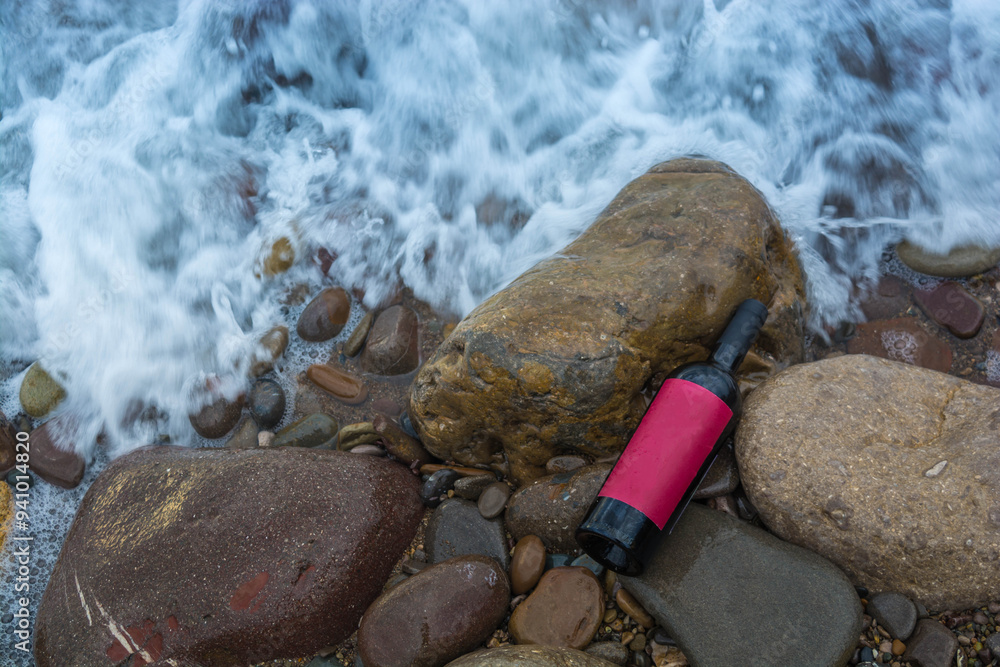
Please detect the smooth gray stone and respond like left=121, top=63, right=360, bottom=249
left=902, top=619, right=959, bottom=667
left=866, top=592, right=917, bottom=640
left=620, top=503, right=861, bottom=667
left=426, top=498, right=510, bottom=569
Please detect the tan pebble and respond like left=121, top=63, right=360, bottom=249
left=891, top=639, right=905, bottom=655
left=879, top=640, right=892, bottom=654
left=257, top=431, right=275, bottom=448
left=604, top=570, right=617, bottom=596
left=603, top=609, right=617, bottom=624
left=629, top=633, right=646, bottom=652
left=621, top=631, right=634, bottom=646
left=616, top=588, right=655, bottom=629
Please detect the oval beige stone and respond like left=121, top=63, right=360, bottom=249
left=508, top=566, right=604, bottom=649
left=409, top=158, right=804, bottom=483
left=736, top=354, right=1000, bottom=610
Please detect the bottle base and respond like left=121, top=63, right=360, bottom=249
left=575, top=528, right=645, bottom=576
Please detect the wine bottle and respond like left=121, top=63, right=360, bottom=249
left=575, top=298, right=768, bottom=575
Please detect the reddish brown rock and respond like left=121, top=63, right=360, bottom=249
left=860, top=275, right=910, bottom=321
left=358, top=555, right=510, bottom=667
left=505, top=464, right=611, bottom=552
left=306, top=364, right=368, bottom=405
left=361, top=305, right=420, bottom=376
left=913, top=281, right=985, bottom=339
left=297, top=287, right=351, bottom=342
left=29, top=418, right=86, bottom=489
left=189, top=377, right=245, bottom=439
left=508, top=566, right=604, bottom=649
left=510, top=535, right=546, bottom=595
left=847, top=318, right=952, bottom=373
left=34, top=447, right=423, bottom=667
left=409, top=159, right=805, bottom=483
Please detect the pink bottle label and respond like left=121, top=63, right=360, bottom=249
left=598, top=378, right=733, bottom=529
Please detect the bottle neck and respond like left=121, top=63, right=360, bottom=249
left=708, top=299, right=769, bottom=373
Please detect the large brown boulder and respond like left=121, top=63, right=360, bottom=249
left=34, top=446, right=423, bottom=666
left=409, top=158, right=804, bottom=483
left=736, top=354, right=1000, bottom=610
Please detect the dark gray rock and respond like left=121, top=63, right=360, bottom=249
left=249, top=378, right=286, bottom=429
left=453, top=473, right=494, bottom=500
left=902, top=619, right=958, bottom=667
left=505, top=464, right=611, bottom=552
left=867, top=592, right=917, bottom=640
left=619, top=503, right=861, bottom=667
left=985, top=631, right=1000, bottom=657
left=426, top=499, right=510, bottom=569
left=477, top=481, right=511, bottom=519
left=421, top=469, right=461, bottom=508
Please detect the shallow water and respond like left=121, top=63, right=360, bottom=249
left=1, top=1, right=999, bottom=660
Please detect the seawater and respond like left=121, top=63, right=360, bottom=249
left=1, top=0, right=999, bottom=662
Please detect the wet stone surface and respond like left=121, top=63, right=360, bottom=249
left=426, top=498, right=510, bottom=569
left=297, top=287, right=351, bottom=342
left=508, top=566, right=604, bottom=650
left=866, top=592, right=917, bottom=641
left=273, top=413, right=339, bottom=449
left=249, top=378, right=286, bottom=430
left=505, top=464, right=611, bottom=552
left=913, top=281, right=985, bottom=338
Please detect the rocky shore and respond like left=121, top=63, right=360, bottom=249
left=2, top=158, right=999, bottom=667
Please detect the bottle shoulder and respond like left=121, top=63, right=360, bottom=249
left=666, top=361, right=741, bottom=410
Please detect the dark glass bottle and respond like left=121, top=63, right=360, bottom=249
left=575, top=299, right=768, bottom=575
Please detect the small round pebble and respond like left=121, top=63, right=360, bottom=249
left=628, top=633, right=646, bottom=652
left=510, top=535, right=546, bottom=595
left=248, top=378, right=286, bottom=429
left=421, top=469, right=461, bottom=508
left=477, top=482, right=511, bottom=519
